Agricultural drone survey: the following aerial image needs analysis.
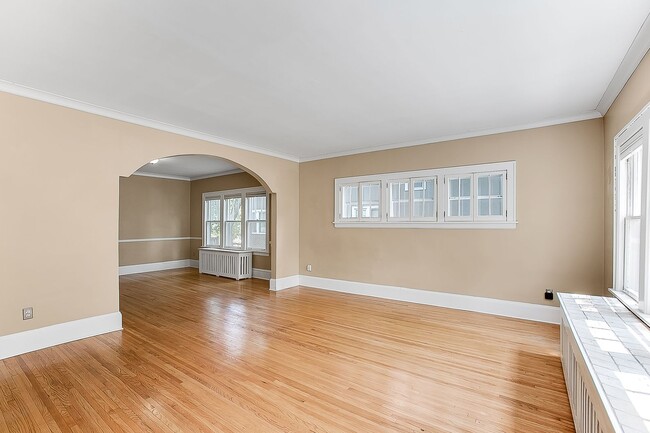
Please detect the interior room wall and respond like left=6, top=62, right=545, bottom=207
left=299, top=118, right=605, bottom=306
left=190, top=172, right=272, bottom=270
left=119, top=175, right=191, bottom=266
left=603, top=51, right=650, bottom=289
left=0, top=90, right=299, bottom=337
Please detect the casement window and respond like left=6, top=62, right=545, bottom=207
left=334, top=161, right=515, bottom=229
left=202, top=187, right=268, bottom=252
left=613, top=104, right=650, bottom=315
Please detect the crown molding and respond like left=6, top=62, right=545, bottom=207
left=132, top=172, right=191, bottom=181
left=299, top=111, right=603, bottom=162
left=0, top=80, right=300, bottom=163
left=597, top=13, right=650, bottom=115
left=189, top=169, right=244, bottom=180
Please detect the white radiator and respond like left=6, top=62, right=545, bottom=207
left=199, top=248, right=252, bottom=280
left=560, top=310, right=616, bottom=433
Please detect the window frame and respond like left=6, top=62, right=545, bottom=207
left=444, top=174, right=473, bottom=222
left=202, top=186, right=268, bottom=253
left=386, top=178, right=411, bottom=222
left=245, top=192, right=269, bottom=252
left=613, top=104, right=650, bottom=314
left=334, top=161, right=516, bottom=229
left=410, top=177, right=438, bottom=222
left=474, top=170, right=507, bottom=222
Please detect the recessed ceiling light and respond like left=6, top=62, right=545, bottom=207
left=150, top=159, right=159, bottom=164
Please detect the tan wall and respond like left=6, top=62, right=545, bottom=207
left=603, top=51, right=650, bottom=289
left=119, top=175, right=191, bottom=266
left=189, top=172, right=272, bottom=270
left=0, top=90, right=299, bottom=337
left=300, top=119, right=605, bottom=306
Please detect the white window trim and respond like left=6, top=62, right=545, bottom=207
left=613, top=103, right=650, bottom=314
left=334, top=161, right=516, bottom=229
left=202, top=186, right=268, bottom=253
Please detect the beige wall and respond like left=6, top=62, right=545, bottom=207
left=119, top=175, right=191, bottom=266
left=603, top=51, right=650, bottom=288
left=300, top=119, right=605, bottom=306
left=189, top=172, right=271, bottom=270
left=0, top=90, right=299, bottom=337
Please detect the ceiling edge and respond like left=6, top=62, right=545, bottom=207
left=0, top=80, right=301, bottom=163
left=299, top=111, right=603, bottom=162
left=596, top=13, right=650, bottom=116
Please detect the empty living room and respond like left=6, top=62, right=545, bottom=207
left=2, top=1, right=650, bottom=432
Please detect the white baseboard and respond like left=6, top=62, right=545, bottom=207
left=0, top=312, right=123, bottom=360
left=252, top=268, right=272, bottom=280
left=299, top=275, right=560, bottom=324
left=119, top=259, right=195, bottom=275
left=270, top=275, right=300, bottom=291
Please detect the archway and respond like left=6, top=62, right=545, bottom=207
left=119, top=154, right=276, bottom=286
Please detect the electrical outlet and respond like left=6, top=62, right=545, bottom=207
left=544, top=289, right=554, bottom=301
left=22, top=307, right=33, bottom=320
left=306, top=264, right=312, bottom=272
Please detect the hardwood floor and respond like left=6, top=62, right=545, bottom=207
left=0, top=268, right=575, bottom=432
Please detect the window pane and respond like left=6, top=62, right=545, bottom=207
left=247, top=221, right=266, bottom=250
left=225, top=197, right=241, bottom=221
left=478, top=198, right=489, bottom=216
left=450, top=178, right=459, bottom=198
left=460, top=198, right=470, bottom=216
left=624, top=217, right=641, bottom=298
left=341, top=185, right=358, bottom=219
left=490, top=174, right=503, bottom=196
left=389, top=181, right=409, bottom=218
left=206, top=199, right=221, bottom=221
left=224, top=221, right=242, bottom=248
left=490, top=198, right=502, bottom=215
left=246, top=196, right=266, bottom=220
left=450, top=199, right=459, bottom=216
left=460, top=178, right=471, bottom=197
left=207, top=222, right=220, bottom=246
left=477, top=176, right=489, bottom=196
left=361, top=182, right=380, bottom=218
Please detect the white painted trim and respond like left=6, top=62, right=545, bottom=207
left=333, top=222, right=517, bottom=229
left=189, top=259, right=199, bottom=268
left=298, top=275, right=560, bottom=324
left=252, top=268, right=272, bottom=280
left=597, top=14, right=650, bottom=115
left=270, top=275, right=300, bottom=291
left=0, top=80, right=299, bottom=163
left=119, top=259, right=195, bottom=275
left=119, top=237, right=201, bottom=243
left=132, top=172, right=191, bottom=181
left=0, top=312, right=122, bottom=360
left=190, top=169, right=244, bottom=181
left=299, top=111, right=602, bottom=162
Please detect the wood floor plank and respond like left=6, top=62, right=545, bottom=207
left=0, top=268, right=575, bottom=432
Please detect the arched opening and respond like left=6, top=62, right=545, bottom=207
left=119, top=154, right=275, bottom=288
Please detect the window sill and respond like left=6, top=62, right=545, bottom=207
left=200, top=246, right=269, bottom=255
left=333, top=221, right=517, bottom=229
left=609, top=289, right=650, bottom=328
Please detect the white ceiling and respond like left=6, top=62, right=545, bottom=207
left=134, top=155, right=240, bottom=180
left=0, top=1, right=649, bottom=161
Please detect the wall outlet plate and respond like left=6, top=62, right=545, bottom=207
left=544, top=289, right=554, bottom=300
left=22, top=307, right=33, bottom=320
